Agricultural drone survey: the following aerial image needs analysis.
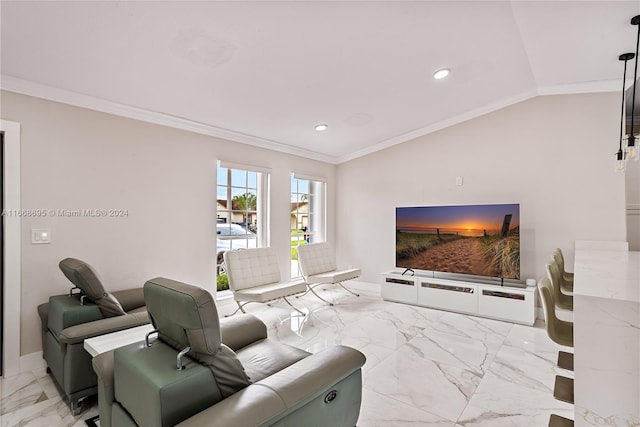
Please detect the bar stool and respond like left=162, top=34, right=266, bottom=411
left=546, top=260, right=573, bottom=311
left=538, top=277, right=575, bottom=426
left=547, top=259, right=575, bottom=372
left=553, top=248, right=574, bottom=293
left=549, top=414, right=574, bottom=427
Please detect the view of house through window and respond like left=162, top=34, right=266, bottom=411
left=217, top=163, right=266, bottom=292
left=291, top=175, right=326, bottom=278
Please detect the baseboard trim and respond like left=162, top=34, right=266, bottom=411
left=344, top=280, right=381, bottom=297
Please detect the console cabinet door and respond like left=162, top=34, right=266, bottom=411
left=418, top=280, right=477, bottom=314
left=381, top=276, right=418, bottom=304
left=477, top=286, right=535, bottom=325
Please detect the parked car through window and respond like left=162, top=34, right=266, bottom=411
left=216, top=223, right=257, bottom=265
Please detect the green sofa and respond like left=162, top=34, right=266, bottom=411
left=37, top=258, right=150, bottom=414
left=92, top=277, right=366, bottom=427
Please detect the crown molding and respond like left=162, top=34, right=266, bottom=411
left=2, top=75, right=619, bottom=166
left=336, top=80, right=620, bottom=164
left=336, top=89, right=540, bottom=164
left=536, top=79, right=620, bottom=95
left=0, top=75, right=337, bottom=164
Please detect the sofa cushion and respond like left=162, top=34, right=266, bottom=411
left=219, top=314, right=268, bottom=352
left=233, top=281, right=307, bottom=303
left=237, top=339, right=309, bottom=383
left=112, top=288, right=145, bottom=312
left=126, top=305, right=148, bottom=315
left=306, top=268, right=361, bottom=285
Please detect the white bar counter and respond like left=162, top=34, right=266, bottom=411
left=573, top=240, right=640, bottom=426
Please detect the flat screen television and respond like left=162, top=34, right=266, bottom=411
left=396, top=204, right=520, bottom=279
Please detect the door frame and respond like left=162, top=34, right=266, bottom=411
left=1, top=119, right=21, bottom=378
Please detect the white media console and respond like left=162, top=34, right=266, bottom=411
left=381, top=271, right=536, bottom=325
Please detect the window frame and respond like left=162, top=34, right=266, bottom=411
left=290, top=173, right=326, bottom=278
left=216, top=161, right=270, bottom=293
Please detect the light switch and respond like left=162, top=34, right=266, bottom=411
left=32, top=229, right=51, bottom=244
left=456, top=176, right=463, bottom=186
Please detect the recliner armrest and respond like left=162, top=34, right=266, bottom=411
left=254, top=345, right=365, bottom=409
left=177, top=346, right=366, bottom=427
left=92, top=350, right=115, bottom=427
left=58, top=311, right=149, bottom=345
left=178, top=382, right=285, bottom=427
left=219, top=314, right=267, bottom=351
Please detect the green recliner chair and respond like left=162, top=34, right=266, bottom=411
left=92, top=277, right=366, bottom=427
left=37, top=258, right=150, bottom=414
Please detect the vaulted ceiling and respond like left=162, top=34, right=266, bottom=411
left=2, top=1, right=639, bottom=163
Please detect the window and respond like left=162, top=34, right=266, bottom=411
left=217, top=162, right=269, bottom=292
left=290, top=174, right=326, bottom=277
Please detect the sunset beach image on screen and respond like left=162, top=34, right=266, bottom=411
left=395, top=204, right=520, bottom=279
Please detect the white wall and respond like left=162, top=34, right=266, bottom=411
left=335, top=93, right=626, bottom=284
left=1, top=91, right=335, bottom=355
left=3, top=90, right=626, bottom=355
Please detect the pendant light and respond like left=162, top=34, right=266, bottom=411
left=617, top=52, right=634, bottom=173
left=625, top=15, right=640, bottom=161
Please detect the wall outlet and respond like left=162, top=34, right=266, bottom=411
left=32, top=229, right=51, bottom=244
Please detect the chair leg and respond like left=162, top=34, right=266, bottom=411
left=306, top=285, right=334, bottom=306
left=282, top=297, right=307, bottom=315
left=70, top=398, right=82, bottom=416
left=225, top=301, right=247, bottom=317
left=295, top=287, right=312, bottom=298
left=557, top=351, right=574, bottom=371
left=337, top=281, right=360, bottom=297
left=549, top=414, right=574, bottom=427
left=553, top=375, right=574, bottom=404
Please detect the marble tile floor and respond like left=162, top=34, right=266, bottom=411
left=0, top=282, right=574, bottom=426
left=0, top=366, right=98, bottom=427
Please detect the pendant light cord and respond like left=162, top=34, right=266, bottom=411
left=621, top=57, right=629, bottom=152
left=631, top=17, right=640, bottom=138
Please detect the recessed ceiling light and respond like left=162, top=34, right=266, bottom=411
left=433, top=68, right=450, bottom=80
left=314, top=124, right=328, bottom=131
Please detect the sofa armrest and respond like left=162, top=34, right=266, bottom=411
left=177, top=346, right=366, bottom=427
left=37, top=302, right=49, bottom=358
left=178, top=382, right=285, bottom=427
left=112, top=288, right=145, bottom=313
left=254, top=345, right=365, bottom=409
left=219, top=314, right=267, bottom=351
left=93, top=350, right=115, bottom=427
left=58, top=311, right=149, bottom=345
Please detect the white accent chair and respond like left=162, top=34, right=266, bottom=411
left=296, top=242, right=361, bottom=305
left=224, top=247, right=308, bottom=316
